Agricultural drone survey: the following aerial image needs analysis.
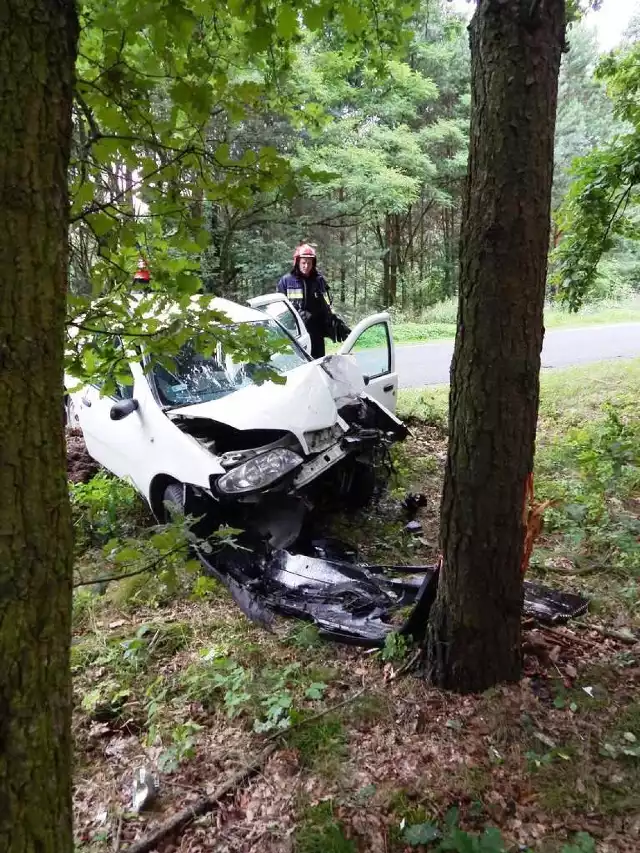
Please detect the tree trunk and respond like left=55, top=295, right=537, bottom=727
left=382, top=213, right=391, bottom=306
left=339, top=187, right=346, bottom=303
left=353, top=224, right=359, bottom=308
left=387, top=213, right=399, bottom=307
left=426, top=0, right=565, bottom=693
left=0, top=1, right=78, bottom=850
left=419, top=191, right=425, bottom=282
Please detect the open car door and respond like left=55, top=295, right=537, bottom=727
left=247, top=293, right=311, bottom=356
left=338, top=313, right=398, bottom=413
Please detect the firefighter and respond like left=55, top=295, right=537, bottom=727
left=277, top=243, right=350, bottom=358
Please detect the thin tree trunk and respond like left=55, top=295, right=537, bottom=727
left=339, top=187, right=346, bottom=303
left=363, top=245, right=368, bottom=308
left=408, top=204, right=414, bottom=274
left=383, top=214, right=391, bottom=305
left=426, top=0, right=565, bottom=693
left=419, top=192, right=425, bottom=281
left=387, top=213, right=399, bottom=307
left=0, top=1, right=78, bottom=849
left=353, top=224, right=359, bottom=309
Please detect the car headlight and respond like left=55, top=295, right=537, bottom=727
left=215, top=448, right=304, bottom=495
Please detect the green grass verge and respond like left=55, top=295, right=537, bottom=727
left=329, top=297, right=640, bottom=352
left=398, top=358, right=640, bottom=624
left=387, top=297, right=640, bottom=346
left=398, top=357, right=640, bottom=427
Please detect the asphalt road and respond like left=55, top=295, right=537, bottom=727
left=393, top=323, right=640, bottom=389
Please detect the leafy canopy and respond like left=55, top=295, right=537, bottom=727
left=551, top=38, right=640, bottom=309
left=68, top=0, right=419, bottom=387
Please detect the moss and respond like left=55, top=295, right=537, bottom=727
left=287, top=714, right=347, bottom=777
left=294, top=801, right=356, bottom=853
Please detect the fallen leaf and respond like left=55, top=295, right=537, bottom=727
left=533, top=731, right=556, bottom=749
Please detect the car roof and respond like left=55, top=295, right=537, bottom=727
left=131, top=291, right=270, bottom=325
left=207, top=296, right=268, bottom=324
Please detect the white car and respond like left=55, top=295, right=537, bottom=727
left=66, top=293, right=405, bottom=547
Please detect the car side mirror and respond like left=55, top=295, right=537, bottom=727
left=110, top=398, right=139, bottom=420
left=363, top=375, right=370, bottom=386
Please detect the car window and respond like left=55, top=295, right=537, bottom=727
left=348, top=322, right=391, bottom=379
left=262, top=301, right=301, bottom=337
left=153, top=319, right=309, bottom=408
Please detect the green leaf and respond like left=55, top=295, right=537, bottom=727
left=479, top=826, right=506, bottom=852
left=303, top=4, right=325, bottom=30
left=403, top=822, right=440, bottom=846
left=86, top=212, right=114, bottom=236
left=72, top=181, right=96, bottom=208
left=112, top=546, right=144, bottom=563
left=277, top=5, right=299, bottom=38
left=304, top=682, right=327, bottom=700
left=247, top=25, right=272, bottom=52
left=341, top=3, right=366, bottom=34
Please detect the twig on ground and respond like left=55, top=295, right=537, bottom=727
left=271, top=687, right=366, bottom=735
left=124, top=687, right=366, bottom=853
left=538, top=626, right=596, bottom=649
left=393, top=648, right=422, bottom=678
left=575, top=621, right=638, bottom=645
left=113, top=814, right=123, bottom=853
left=125, top=744, right=277, bottom=853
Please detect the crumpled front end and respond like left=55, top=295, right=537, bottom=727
left=169, top=356, right=408, bottom=548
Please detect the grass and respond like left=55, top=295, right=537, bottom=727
left=397, top=385, right=449, bottom=425
left=398, top=358, right=640, bottom=624
left=525, top=671, right=640, bottom=819
left=70, top=357, right=640, bottom=853
left=286, top=713, right=347, bottom=776
left=294, top=801, right=356, bottom=853
left=398, top=357, right=640, bottom=429
left=384, top=296, right=640, bottom=346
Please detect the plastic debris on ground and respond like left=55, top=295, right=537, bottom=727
left=195, top=536, right=589, bottom=647
left=131, top=766, right=159, bottom=813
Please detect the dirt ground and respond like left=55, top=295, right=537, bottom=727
left=67, top=427, right=101, bottom=483
left=71, top=423, right=640, bottom=853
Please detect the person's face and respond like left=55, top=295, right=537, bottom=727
left=298, top=256, right=314, bottom=276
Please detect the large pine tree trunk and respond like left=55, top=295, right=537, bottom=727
left=426, top=0, right=565, bottom=693
left=0, top=1, right=78, bottom=849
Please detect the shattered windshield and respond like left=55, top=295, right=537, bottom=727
left=153, top=319, right=309, bottom=408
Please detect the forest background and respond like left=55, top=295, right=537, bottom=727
left=69, top=0, right=640, bottom=333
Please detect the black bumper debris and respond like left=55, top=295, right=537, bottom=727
left=196, top=544, right=589, bottom=647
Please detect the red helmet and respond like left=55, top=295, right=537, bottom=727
left=133, top=256, right=151, bottom=283
left=293, top=243, right=316, bottom=263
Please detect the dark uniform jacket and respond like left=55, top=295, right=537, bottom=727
left=277, top=271, right=331, bottom=325
left=277, top=270, right=350, bottom=357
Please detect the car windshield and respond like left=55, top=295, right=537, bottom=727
left=153, top=319, right=309, bottom=408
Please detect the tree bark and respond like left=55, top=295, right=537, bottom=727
left=338, top=187, right=346, bottom=303
left=353, top=224, right=359, bottom=308
left=387, top=213, right=399, bottom=306
left=426, top=0, right=565, bottom=693
left=0, top=1, right=78, bottom=850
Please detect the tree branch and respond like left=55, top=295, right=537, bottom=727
left=73, top=545, right=185, bottom=588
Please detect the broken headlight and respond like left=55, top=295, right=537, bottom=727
left=215, top=448, right=304, bottom=495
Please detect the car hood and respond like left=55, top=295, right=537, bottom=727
left=168, top=357, right=363, bottom=453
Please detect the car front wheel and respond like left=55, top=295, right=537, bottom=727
left=162, top=482, right=185, bottom=520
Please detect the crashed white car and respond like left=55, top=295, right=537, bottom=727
left=66, top=293, right=406, bottom=546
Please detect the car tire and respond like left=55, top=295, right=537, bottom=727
left=162, top=482, right=185, bottom=520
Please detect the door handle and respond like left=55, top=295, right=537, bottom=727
left=81, top=396, right=92, bottom=407
left=383, top=384, right=394, bottom=393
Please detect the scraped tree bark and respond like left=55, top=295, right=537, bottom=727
left=426, top=0, right=565, bottom=692
left=0, top=1, right=78, bottom=850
